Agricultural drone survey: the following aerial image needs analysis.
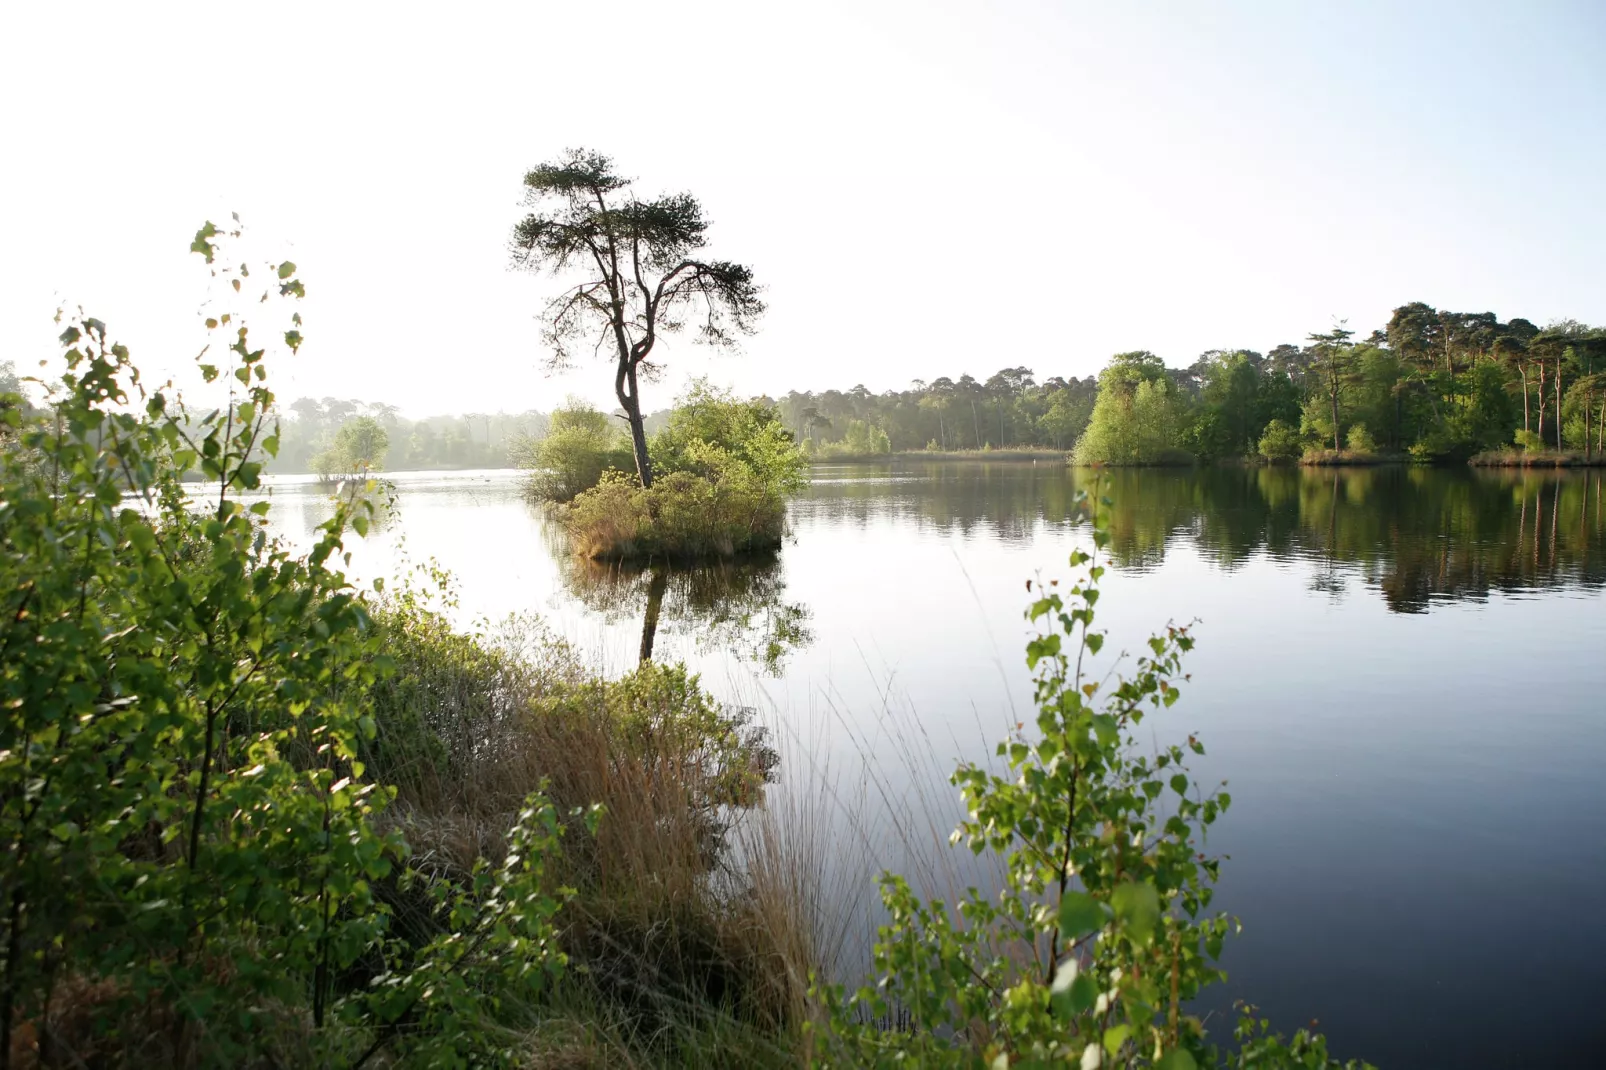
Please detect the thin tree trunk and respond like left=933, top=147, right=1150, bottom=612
left=1597, top=391, right=1604, bottom=456
left=1556, top=362, right=1564, bottom=451
left=639, top=568, right=668, bottom=663
left=970, top=399, right=981, bottom=448
left=1585, top=391, right=1594, bottom=462
left=618, top=364, right=653, bottom=488
left=1519, top=364, right=1530, bottom=433
left=1537, top=362, right=1548, bottom=445
left=1330, top=369, right=1342, bottom=452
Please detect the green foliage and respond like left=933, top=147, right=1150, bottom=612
left=562, top=382, right=805, bottom=561
left=811, top=486, right=1369, bottom=1069
left=813, top=419, right=892, bottom=458
left=520, top=398, right=635, bottom=502
left=1075, top=353, right=1193, bottom=465
left=1344, top=424, right=1377, bottom=454
left=0, top=227, right=576, bottom=1067
left=566, top=468, right=788, bottom=560
left=1257, top=419, right=1303, bottom=461
left=312, top=413, right=390, bottom=479
left=651, top=380, right=808, bottom=494
left=779, top=372, right=1096, bottom=454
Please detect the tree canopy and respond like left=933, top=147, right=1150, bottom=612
left=511, top=149, right=763, bottom=488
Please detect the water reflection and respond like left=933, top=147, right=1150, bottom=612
left=553, top=552, right=814, bottom=674
left=802, top=463, right=1606, bottom=613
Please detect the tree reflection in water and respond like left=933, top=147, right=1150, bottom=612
left=800, top=463, right=1606, bottom=613
left=553, top=549, right=813, bottom=673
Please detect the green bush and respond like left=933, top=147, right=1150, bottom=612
left=1344, top=423, right=1377, bottom=454
left=518, top=399, right=636, bottom=502
left=0, top=226, right=579, bottom=1068
left=651, top=380, right=807, bottom=493
left=1513, top=428, right=1545, bottom=452
left=1257, top=418, right=1303, bottom=461
left=312, top=413, right=390, bottom=480
left=567, top=468, right=787, bottom=560
left=1074, top=354, right=1191, bottom=465
left=564, top=383, right=805, bottom=561
left=811, top=486, right=1368, bottom=1069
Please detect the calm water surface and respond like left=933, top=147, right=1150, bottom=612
left=260, top=463, right=1606, bottom=1069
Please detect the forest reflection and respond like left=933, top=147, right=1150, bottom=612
left=800, top=463, right=1606, bottom=613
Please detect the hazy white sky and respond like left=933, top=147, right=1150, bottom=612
left=3, top=0, right=1603, bottom=416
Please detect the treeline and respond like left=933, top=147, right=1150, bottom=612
left=268, top=398, right=552, bottom=473
left=1076, top=306, right=1606, bottom=465
left=772, top=371, right=1097, bottom=456
left=773, top=304, right=1606, bottom=465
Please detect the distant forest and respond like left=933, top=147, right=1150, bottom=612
left=265, top=300, right=1606, bottom=472
left=775, top=304, right=1606, bottom=463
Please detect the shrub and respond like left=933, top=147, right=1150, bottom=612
left=311, top=413, right=390, bottom=480
left=811, top=486, right=1368, bottom=1069
left=357, top=588, right=798, bottom=1061
left=1345, top=423, right=1377, bottom=454
left=1513, top=428, right=1545, bottom=453
left=1074, top=355, right=1190, bottom=465
left=1257, top=418, right=1302, bottom=461
left=556, top=383, right=804, bottom=562
left=652, top=380, right=807, bottom=491
left=0, top=226, right=578, bottom=1068
left=566, top=469, right=787, bottom=560
left=519, top=399, right=636, bottom=502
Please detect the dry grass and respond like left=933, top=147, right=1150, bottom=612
left=1469, top=448, right=1606, bottom=467
left=1300, top=448, right=1393, bottom=466
left=362, top=602, right=823, bottom=1066
left=563, top=472, right=786, bottom=562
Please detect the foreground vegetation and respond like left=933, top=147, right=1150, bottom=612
left=0, top=229, right=1369, bottom=1067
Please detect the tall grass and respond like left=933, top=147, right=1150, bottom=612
left=565, top=471, right=787, bottom=561
left=362, top=597, right=822, bottom=1066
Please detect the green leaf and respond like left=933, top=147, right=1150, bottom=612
left=1171, top=773, right=1189, bottom=796
left=1155, top=1049, right=1197, bottom=1070
left=1058, top=890, right=1106, bottom=940
left=277, top=260, right=296, bottom=279
left=1049, top=961, right=1098, bottom=1018
left=1111, top=881, right=1160, bottom=945
left=1102, top=1024, right=1132, bottom=1055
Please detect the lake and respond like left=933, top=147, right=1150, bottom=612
left=258, top=462, right=1606, bottom=1069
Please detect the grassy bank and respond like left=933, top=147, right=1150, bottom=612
left=1469, top=449, right=1606, bottom=467
left=1299, top=448, right=1402, bottom=466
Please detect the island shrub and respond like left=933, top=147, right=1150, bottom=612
left=565, top=383, right=805, bottom=561
left=517, top=399, right=635, bottom=502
